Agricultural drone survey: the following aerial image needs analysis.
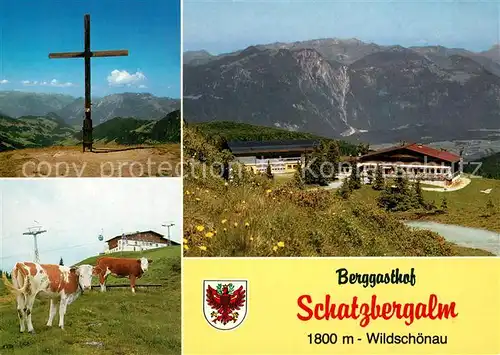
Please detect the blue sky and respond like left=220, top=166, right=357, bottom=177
left=184, top=0, right=499, bottom=54
left=0, top=0, right=180, bottom=98
left=0, top=178, right=182, bottom=272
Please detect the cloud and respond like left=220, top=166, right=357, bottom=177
left=21, top=79, right=74, bottom=87
left=138, top=84, right=147, bottom=89
left=42, top=79, right=74, bottom=88
left=21, top=80, right=38, bottom=86
left=0, top=79, right=9, bottom=84
left=107, top=69, right=146, bottom=87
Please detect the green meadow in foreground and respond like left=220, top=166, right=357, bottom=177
left=0, top=247, right=181, bottom=355
left=183, top=125, right=495, bottom=257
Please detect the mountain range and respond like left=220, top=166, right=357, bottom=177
left=0, top=91, right=180, bottom=125
left=183, top=38, right=500, bottom=144
left=0, top=110, right=181, bottom=152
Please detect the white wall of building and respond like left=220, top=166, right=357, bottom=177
left=104, top=239, right=168, bottom=254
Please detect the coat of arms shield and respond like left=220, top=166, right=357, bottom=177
left=203, top=280, right=248, bottom=330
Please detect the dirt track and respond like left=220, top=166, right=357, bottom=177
left=0, top=144, right=181, bottom=177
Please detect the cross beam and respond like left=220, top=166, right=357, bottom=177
left=49, top=14, right=128, bottom=152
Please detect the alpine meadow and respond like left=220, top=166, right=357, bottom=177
left=183, top=1, right=500, bottom=258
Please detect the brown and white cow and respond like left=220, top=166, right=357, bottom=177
left=1, top=262, right=94, bottom=333
left=93, top=256, right=152, bottom=293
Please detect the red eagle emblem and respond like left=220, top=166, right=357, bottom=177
left=205, top=283, right=246, bottom=325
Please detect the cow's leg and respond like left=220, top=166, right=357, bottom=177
left=58, top=297, right=68, bottom=329
left=24, top=294, right=37, bottom=334
left=129, top=275, right=137, bottom=293
left=16, top=294, right=26, bottom=333
left=99, top=271, right=109, bottom=292
left=46, top=299, right=58, bottom=327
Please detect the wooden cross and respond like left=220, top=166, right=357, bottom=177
left=49, top=14, right=128, bottom=152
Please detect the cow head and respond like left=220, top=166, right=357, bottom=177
left=138, top=257, right=152, bottom=272
left=70, top=264, right=94, bottom=292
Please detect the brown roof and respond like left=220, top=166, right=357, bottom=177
left=360, top=143, right=460, bottom=163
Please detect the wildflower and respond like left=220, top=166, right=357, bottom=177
left=234, top=222, right=238, bottom=227
left=205, top=232, right=214, bottom=238
left=272, top=246, right=278, bottom=252
left=224, top=182, right=228, bottom=186
left=266, top=189, right=272, bottom=194
left=250, top=237, right=254, bottom=241
left=196, top=225, right=205, bottom=232
left=195, top=197, right=201, bottom=201
left=277, top=241, right=285, bottom=248
left=244, top=222, right=250, bottom=227
left=242, top=200, right=246, bottom=204
left=223, top=228, right=227, bottom=232
left=205, top=190, right=209, bottom=193
left=183, top=245, right=189, bottom=250
left=183, top=238, right=188, bottom=244
left=199, top=246, right=207, bottom=251
left=185, top=190, right=190, bottom=195
left=221, top=219, right=227, bottom=224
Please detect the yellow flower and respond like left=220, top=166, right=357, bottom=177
left=250, top=237, right=254, bottom=241
left=196, top=225, right=205, bottom=232
left=266, top=189, right=272, bottom=194
left=199, top=246, right=207, bottom=251
left=234, top=222, right=238, bottom=227
left=242, top=200, right=246, bottom=204
left=277, top=241, right=285, bottom=248
left=223, top=228, right=227, bottom=232
left=195, top=197, right=201, bottom=201
left=205, top=190, right=209, bottom=193
left=244, top=222, right=250, bottom=227
left=221, top=219, right=227, bottom=224
left=183, top=245, right=189, bottom=250
left=183, top=238, right=188, bottom=244
left=205, top=232, right=214, bottom=238
left=185, top=190, right=190, bottom=195
left=272, top=246, right=278, bottom=252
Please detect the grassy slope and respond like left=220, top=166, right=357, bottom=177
left=350, top=177, right=500, bottom=233
left=191, top=121, right=360, bottom=155
left=1, top=111, right=181, bottom=152
left=191, top=121, right=322, bottom=141
left=184, top=174, right=493, bottom=257
left=464, top=152, right=500, bottom=179
left=183, top=126, right=491, bottom=257
left=0, top=115, right=78, bottom=151
left=0, top=247, right=181, bottom=355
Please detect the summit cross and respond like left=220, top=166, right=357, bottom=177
left=49, top=14, right=128, bottom=152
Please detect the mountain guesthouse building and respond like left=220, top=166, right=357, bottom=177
left=104, top=230, right=180, bottom=254
left=227, top=139, right=318, bottom=174
left=353, top=143, right=463, bottom=184
left=227, top=139, right=462, bottom=185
